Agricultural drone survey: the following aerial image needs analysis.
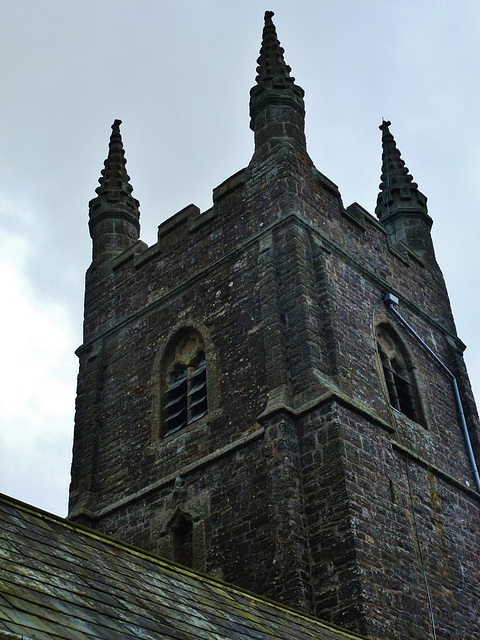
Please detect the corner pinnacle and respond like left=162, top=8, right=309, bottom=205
left=95, top=119, right=136, bottom=200
left=249, top=11, right=306, bottom=151
left=375, top=119, right=428, bottom=222
left=88, top=120, right=140, bottom=259
left=254, top=10, right=295, bottom=88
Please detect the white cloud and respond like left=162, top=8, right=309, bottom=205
left=0, top=227, right=75, bottom=515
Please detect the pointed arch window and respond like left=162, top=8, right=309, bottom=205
left=163, top=330, right=207, bottom=436
left=377, top=325, right=425, bottom=426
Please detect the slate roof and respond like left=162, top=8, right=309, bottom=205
left=0, top=494, right=366, bottom=640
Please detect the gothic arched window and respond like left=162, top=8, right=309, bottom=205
left=377, top=324, right=425, bottom=426
left=163, top=330, right=207, bottom=436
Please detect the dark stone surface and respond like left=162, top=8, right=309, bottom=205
left=69, top=12, right=480, bottom=640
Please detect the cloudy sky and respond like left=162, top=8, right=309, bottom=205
left=1, top=0, right=479, bottom=517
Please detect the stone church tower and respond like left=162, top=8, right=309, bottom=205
left=69, top=12, right=480, bottom=640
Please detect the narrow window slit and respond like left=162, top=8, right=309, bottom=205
left=171, top=512, right=194, bottom=567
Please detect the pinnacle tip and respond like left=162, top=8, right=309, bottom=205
left=380, top=119, right=391, bottom=131
left=112, top=119, right=122, bottom=129
left=265, top=10, right=274, bottom=22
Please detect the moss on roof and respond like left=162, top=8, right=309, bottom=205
left=0, top=493, right=368, bottom=640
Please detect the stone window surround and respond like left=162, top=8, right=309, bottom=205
left=151, top=320, right=219, bottom=443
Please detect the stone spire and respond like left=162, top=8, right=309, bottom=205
left=89, top=120, right=140, bottom=262
left=375, top=120, right=429, bottom=222
left=375, top=120, right=433, bottom=257
left=249, top=11, right=306, bottom=157
left=253, top=11, right=296, bottom=91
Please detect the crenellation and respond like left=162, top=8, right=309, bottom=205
left=212, top=167, right=248, bottom=202
left=157, top=203, right=200, bottom=244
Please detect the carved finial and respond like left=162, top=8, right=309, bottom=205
left=380, top=119, right=391, bottom=132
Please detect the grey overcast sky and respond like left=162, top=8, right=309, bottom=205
left=1, top=0, right=479, bottom=516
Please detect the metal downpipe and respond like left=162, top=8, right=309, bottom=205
left=384, top=293, right=480, bottom=493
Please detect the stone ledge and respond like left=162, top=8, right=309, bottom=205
left=387, top=241, right=410, bottom=266
left=392, top=441, right=480, bottom=501
left=78, top=426, right=265, bottom=520
left=406, top=246, right=425, bottom=267
left=258, top=388, right=394, bottom=433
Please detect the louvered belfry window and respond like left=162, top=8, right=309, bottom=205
left=163, top=331, right=207, bottom=435
left=377, top=325, right=424, bottom=426
left=381, top=355, right=419, bottom=422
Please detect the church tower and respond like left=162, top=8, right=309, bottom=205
left=69, top=13, right=480, bottom=640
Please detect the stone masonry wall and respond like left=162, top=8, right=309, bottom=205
left=70, top=141, right=480, bottom=639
